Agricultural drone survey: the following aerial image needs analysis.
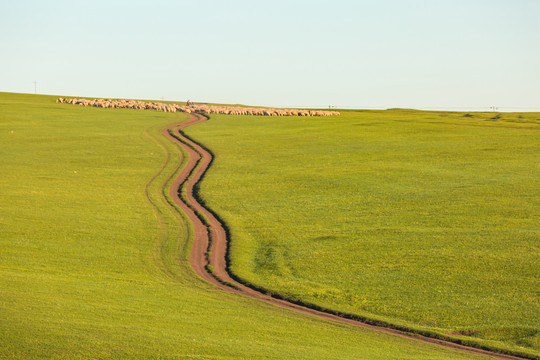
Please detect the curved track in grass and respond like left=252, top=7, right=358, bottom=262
left=163, top=113, right=526, bottom=360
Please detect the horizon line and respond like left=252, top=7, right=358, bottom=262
left=3, top=90, right=540, bottom=113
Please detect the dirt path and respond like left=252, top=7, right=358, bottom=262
left=163, top=114, right=526, bottom=360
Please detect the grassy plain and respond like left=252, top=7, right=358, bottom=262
left=0, top=92, right=492, bottom=359
left=184, top=109, right=540, bottom=357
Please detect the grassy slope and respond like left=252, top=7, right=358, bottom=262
left=184, top=110, right=540, bottom=358
left=0, top=92, right=489, bottom=359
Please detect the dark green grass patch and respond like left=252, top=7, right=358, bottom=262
left=184, top=109, right=540, bottom=358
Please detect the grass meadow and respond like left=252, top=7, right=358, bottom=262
left=0, top=92, right=494, bottom=359
left=184, top=109, right=540, bottom=358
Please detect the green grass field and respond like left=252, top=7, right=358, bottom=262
left=184, top=109, right=540, bottom=357
left=0, top=92, right=494, bottom=359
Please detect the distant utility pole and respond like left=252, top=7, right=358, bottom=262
left=34, top=80, right=37, bottom=94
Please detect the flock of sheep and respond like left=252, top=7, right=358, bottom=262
left=56, top=97, right=340, bottom=117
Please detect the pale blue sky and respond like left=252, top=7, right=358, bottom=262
left=1, top=0, right=539, bottom=110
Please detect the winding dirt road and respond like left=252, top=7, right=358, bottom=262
left=163, top=114, right=526, bottom=360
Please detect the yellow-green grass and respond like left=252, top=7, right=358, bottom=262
left=0, top=92, right=492, bottom=359
left=183, top=109, right=540, bottom=358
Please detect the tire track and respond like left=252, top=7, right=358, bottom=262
left=143, top=124, right=188, bottom=282
left=163, top=113, right=528, bottom=360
